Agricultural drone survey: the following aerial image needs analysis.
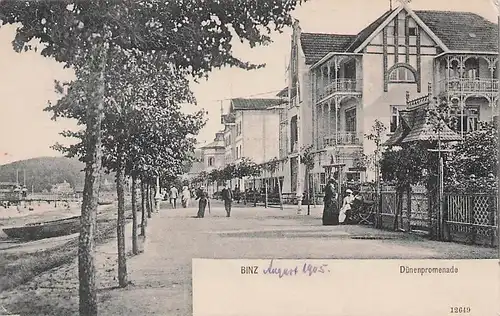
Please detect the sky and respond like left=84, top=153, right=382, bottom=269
left=0, top=0, right=497, bottom=165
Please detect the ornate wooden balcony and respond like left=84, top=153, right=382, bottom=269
left=322, top=132, right=362, bottom=148
left=316, top=79, right=362, bottom=103
left=439, top=78, right=499, bottom=94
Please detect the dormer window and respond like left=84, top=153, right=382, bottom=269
left=389, top=66, right=416, bottom=83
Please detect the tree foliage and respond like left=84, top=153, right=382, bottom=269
left=234, top=157, right=260, bottom=179
left=446, top=121, right=498, bottom=193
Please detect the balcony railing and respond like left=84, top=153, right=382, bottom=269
left=323, top=132, right=362, bottom=147
left=317, top=79, right=362, bottom=101
left=439, top=78, right=499, bottom=94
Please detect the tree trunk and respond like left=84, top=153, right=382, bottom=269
left=146, top=182, right=152, bottom=218
left=276, top=173, right=283, bottom=210
left=140, top=177, right=146, bottom=237
left=79, top=36, right=108, bottom=316
left=115, top=156, right=128, bottom=288
left=306, top=169, right=311, bottom=215
left=131, top=175, right=138, bottom=255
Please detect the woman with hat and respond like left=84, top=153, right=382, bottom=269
left=339, top=189, right=355, bottom=224
left=322, top=177, right=339, bottom=225
left=195, top=185, right=209, bottom=218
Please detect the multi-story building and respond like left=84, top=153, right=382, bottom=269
left=282, top=2, right=498, bottom=196
left=221, top=97, right=284, bottom=189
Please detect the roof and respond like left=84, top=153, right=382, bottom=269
left=299, top=9, right=498, bottom=66
left=276, top=87, right=288, bottom=98
left=221, top=113, right=235, bottom=124
left=414, top=10, right=498, bottom=52
left=300, top=33, right=356, bottom=64
left=230, top=98, right=285, bottom=111
left=346, top=9, right=395, bottom=52
left=384, top=101, right=462, bottom=146
left=201, top=140, right=224, bottom=149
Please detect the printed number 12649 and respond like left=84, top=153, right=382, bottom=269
left=450, top=307, right=471, bottom=313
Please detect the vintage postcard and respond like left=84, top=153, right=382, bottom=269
left=0, top=0, right=498, bottom=315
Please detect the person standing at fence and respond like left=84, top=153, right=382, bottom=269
left=221, top=183, right=233, bottom=217
left=322, top=177, right=339, bottom=226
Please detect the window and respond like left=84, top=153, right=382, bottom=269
left=389, top=66, right=416, bottom=83
left=464, top=58, right=479, bottom=79
left=450, top=106, right=480, bottom=134
left=390, top=105, right=406, bottom=133
left=208, top=157, right=214, bottom=167
left=408, top=27, right=417, bottom=36
left=345, top=108, right=357, bottom=132
left=236, top=147, right=239, bottom=159
left=290, top=115, right=298, bottom=151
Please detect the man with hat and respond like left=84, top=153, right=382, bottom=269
left=221, top=183, right=233, bottom=217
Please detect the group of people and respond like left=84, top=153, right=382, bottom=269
left=322, top=177, right=359, bottom=226
left=166, top=185, right=196, bottom=209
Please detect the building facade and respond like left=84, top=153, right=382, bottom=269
left=221, top=98, right=284, bottom=189
left=282, top=3, right=498, bottom=196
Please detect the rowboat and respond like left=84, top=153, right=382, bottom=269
left=2, top=215, right=81, bottom=241
left=97, top=200, right=113, bottom=206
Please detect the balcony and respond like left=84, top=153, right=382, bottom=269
left=439, top=78, right=499, bottom=94
left=323, top=132, right=362, bottom=147
left=317, top=79, right=362, bottom=102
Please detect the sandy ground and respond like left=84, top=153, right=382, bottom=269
left=0, top=201, right=496, bottom=315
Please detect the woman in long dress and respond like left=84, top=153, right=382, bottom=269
left=181, top=186, right=191, bottom=208
left=322, top=178, right=339, bottom=225
left=195, top=186, right=209, bottom=218
left=339, top=189, right=355, bottom=224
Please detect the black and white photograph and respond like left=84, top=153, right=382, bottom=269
left=0, top=0, right=498, bottom=315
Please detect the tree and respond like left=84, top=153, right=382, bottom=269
left=365, top=119, right=387, bottom=187
left=446, top=121, right=498, bottom=193
left=50, top=47, right=203, bottom=288
left=300, top=145, right=315, bottom=215
left=234, top=158, right=261, bottom=204
left=1, top=1, right=307, bottom=314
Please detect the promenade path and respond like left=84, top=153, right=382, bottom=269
left=98, top=201, right=496, bottom=316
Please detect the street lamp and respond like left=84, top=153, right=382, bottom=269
left=154, top=172, right=162, bottom=213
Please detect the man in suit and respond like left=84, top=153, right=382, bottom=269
left=221, top=184, right=233, bottom=217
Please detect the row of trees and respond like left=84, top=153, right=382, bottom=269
left=0, top=1, right=308, bottom=315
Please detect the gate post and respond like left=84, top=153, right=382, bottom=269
left=406, top=187, right=412, bottom=232
left=442, top=194, right=450, bottom=241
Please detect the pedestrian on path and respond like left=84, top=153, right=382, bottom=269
left=195, top=186, right=209, bottom=218
left=181, top=186, right=191, bottom=208
left=169, top=186, right=179, bottom=209
left=339, top=189, right=355, bottom=224
left=221, top=183, right=233, bottom=217
left=322, top=177, right=339, bottom=226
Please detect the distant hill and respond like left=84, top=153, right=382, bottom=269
left=0, top=157, right=115, bottom=193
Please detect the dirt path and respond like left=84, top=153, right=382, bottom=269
left=0, top=203, right=495, bottom=316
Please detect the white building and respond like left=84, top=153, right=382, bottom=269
left=279, top=2, right=498, bottom=197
